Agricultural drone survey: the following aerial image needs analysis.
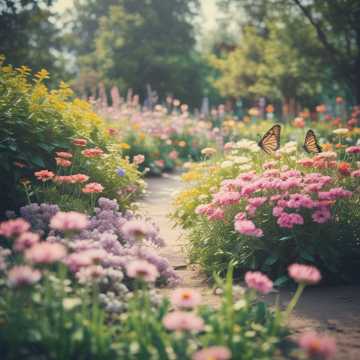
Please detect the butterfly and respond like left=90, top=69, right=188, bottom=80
left=258, top=125, right=281, bottom=154
left=303, top=129, right=322, bottom=154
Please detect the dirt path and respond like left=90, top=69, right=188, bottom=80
left=139, top=174, right=360, bottom=360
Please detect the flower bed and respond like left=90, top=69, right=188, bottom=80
left=0, top=60, right=144, bottom=215
left=173, top=139, right=360, bottom=284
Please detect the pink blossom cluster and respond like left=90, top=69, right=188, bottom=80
left=195, top=168, right=355, bottom=236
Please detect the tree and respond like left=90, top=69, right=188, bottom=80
left=68, top=0, right=204, bottom=107
left=0, top=0, right=65, bottom=82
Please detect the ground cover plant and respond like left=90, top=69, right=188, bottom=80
left=173, top=131, right=360, bottom=285
left=0, top=210, right=336, bottom=359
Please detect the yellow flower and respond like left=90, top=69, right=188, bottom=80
left=118, top=143, right=131, bottom=150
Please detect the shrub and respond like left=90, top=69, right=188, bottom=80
left=0, top=57, right=143, bottom=215
left=173, top=140, right=360, bottom=284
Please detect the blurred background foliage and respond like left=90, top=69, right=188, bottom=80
left=0, top=0, right=360, bottom=111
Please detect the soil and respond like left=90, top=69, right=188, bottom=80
left=139, top=173, right=360, bottom=360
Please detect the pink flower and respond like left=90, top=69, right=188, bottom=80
left=297, top=158, right=314, bottom=167
left=208, top=208, right=225, bottom=221
left=50, top=211, right=89, bottom=232
left=298, top=332, right=336, bottom=359
left=155, top=159, right=165, bottom=168
left=82, top=148, right=104, bottom=158
left=277, top=213, right=304, bottom=229
left=71, top=174, right=89, bottom=183
left=213, top=191, right=241, bottom=206
left=235, top=220, right=263, bottom=237
left=0, top=218, right=30, bottom=237
left=7, top=265, right=41, bottom=287
left=288, top=264, right=321, bottom=285
left=163, top=311, right=204, bottom=332
left=192, top=346, right=232, bottom=360
left=122, top=220, right=153, bottom=242
left=133, top=154, right=145, bottom=165
left=126, top=260, right=159, bottom=282
left=234, top=212, right=246, bottom=221
left=245, top=271, right=273, bottom=294
left=312, top=208, right=331, bottom=224
left=82, top=182, right=104, bottom=193
left=76, top=265, right=106, bottom=283
left=25, top=242, right=67, bottom=264
left=272, top=206, right=284, bottom=217
left=65, top=252, right=94, bottom=272
left=351, top=169, right=360, bottom=177
left=346, top=146, right=360, bottom=154
left=56, top=151, right=73, bottom=159
left=248, top=197, right=267, bottom=208
left=171, top=288, right=202, bottom=309
left=73, top=138, right=87, bottom=147
left=0, top=219, right=30, bottom=238
left=168, top=150, right=178, bottom=160
left=14, top=232, right=40, bottom=251
left=34, top=170, right=55, bottom=182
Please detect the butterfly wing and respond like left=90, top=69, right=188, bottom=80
left=303, top=130, right=322, bottom=153
left=258, top=125, right=281, bottom=154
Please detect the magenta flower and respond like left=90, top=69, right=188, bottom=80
left=7, top=265, right=41, bottom=287
left=163, top=311, right=204, bottom=332
left=345, top=145, right=360, bottom=154
left=277, top=213, right=304, bottom=229
left=245, top=271, right=273, bottom=294
left=192, top=346, right=232, bottom=360
left=298, top=332, right=336, bottom=359
left=25, top=242, right=67, bottom=264
left=14, top=232, right=40, bottom=251
left=126, top=260, right=159, bottom=282
left=0, top=218, right=30, bottom=238
left=288, top=264, right=321, bottom=285
left=170, top=288, right=202, bottom=309
left=50, top=211, right=89, bottom=232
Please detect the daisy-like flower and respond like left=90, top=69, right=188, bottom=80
left=34, top=170, right=55, bottom=182
left=126, top=260, right=159, bottom=282
left=171, top=288, right=202, bottom=309
left=7, top=265, right=41, bottom=287
left=332, top=128, right=349, bottom=135
left=298, top=332, right=336, bottom=359
left=50, top=211, right=89, bottom=232
left=192, top=346, right=231, bottom=360
left=245, top=271, right=273, bottom=294
left=122, top=220, right=152, bottom=242
left=25, top=242, right=67, bottom=264
left=55, top=157, right=72, bottom=167
left=201, top=147, right=217, bottom=156
left=163, top=311, right=204, bottom=332
left=81, top=148, right=104, bottom=158
left=288, top=264, right=321, bottom=285
left=73, top=138, right=87, bottom=147
left=82, top=182, right=104, bottom=193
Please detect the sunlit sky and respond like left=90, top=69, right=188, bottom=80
left=53, top=0, right=219, bottom=31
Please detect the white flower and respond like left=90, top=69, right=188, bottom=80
left=221, top=161, right=234, bottom=169
left=333, top=128, right=349, bottom=135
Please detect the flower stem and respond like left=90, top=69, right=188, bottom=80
left=284, top=283, right=305, bottom=320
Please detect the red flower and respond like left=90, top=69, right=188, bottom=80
left=338, top=162, right=351, bottom=176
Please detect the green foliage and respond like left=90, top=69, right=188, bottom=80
left=0, top=59, right=143, bottom=215
left=69, top=0, right=205, bottom=107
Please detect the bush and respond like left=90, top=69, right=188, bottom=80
left=173, top=139, right=360, bottom=284
left=0, top=57, right=143, bottom=215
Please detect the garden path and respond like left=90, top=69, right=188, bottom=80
left=139, top=174, right=360, bottom=360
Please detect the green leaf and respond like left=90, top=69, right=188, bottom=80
left=264, top=255, right=278, bottom=266
left=274, top=275, right=289, bottom=287
left=279, top=236, right=293, bottom=242
left=300, top=251, right=315, bottom=262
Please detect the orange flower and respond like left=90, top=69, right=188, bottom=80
left=316, top=104, right=326, bottom=113
left=335, top=143, right=346, bottom=149
left=73, top=138, right=87, bottom=147
left=266, top=104, right=274, bottom=113
left=56, top=152, right=72, bottom=159
left=82, top=182, right=104, bottom=193
left=338, top=162, right=351, bottom=176
left=55, top=157, right=72, bottom=167
left=336, top=96, right=343, bottom=104
left=321, top=143, right=333, bottom=152
left=81, top=148, right=104, bottom=158
left=34, top=170, right=55, bottom=182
